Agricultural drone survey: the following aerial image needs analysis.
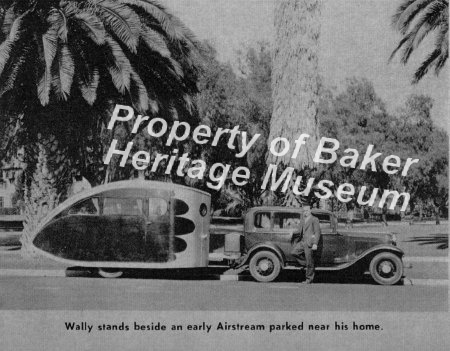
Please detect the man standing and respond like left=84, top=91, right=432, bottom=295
left=291, top=206, right=322, bottom=284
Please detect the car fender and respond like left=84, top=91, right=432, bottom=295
left=355, top=244, right=404, bottom=261
left=316, top=244, right=404, bottom=272
left=239, top=242, right=287, bottom=267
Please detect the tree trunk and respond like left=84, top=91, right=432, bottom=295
left=270, top=0, right=321, bottom=168
left=269, top=0, right=321, bottom=206
left=434, top=204, right=440, bottom=225
left=20, top=137, right=71, bottom=257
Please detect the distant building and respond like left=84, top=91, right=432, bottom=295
left=0, top=165, right=21, bottom=215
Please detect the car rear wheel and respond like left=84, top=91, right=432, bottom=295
left=98, top=268, right=123, bottom=278
left=249, top=251, right=282, bottom=282
left=369, top=252, right=403, bottom=285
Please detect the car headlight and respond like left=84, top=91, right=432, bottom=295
left=385, top=233, right=397, bottom=245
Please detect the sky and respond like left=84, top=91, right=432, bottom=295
left=163, top=0, right=449, bottom=131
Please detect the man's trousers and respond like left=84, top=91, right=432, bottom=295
left=291, top=241, right=315, bottom=282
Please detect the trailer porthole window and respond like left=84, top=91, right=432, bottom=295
left=200, top=203, right=208, bottom=217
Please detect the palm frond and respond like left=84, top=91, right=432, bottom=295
left=1, top=6, right=16, bottom=35
left=434, top=24, right=448, bottom=73
left=130, top=68, right=149, bottom=112
left=394, top=0, right=434, bottom=34
left=79, top=67, right=99, bottom=105
left=0, top=50, right=26, bottom=97
left=89, top=0, right=140, bottom=53
left=37, top=14, right=59, bottom=105
left=0, top=11, right=24, bottom=75
left=140, top=24, right=170, bottom=58
left=48, top=7, right=69, bottom=43
left=72, top=9, right=106, bottom=45
left=122, top=0, right=198, bottom=44
left=412, top=1, right=447, bottom=47
left=105, top=35, right=132, bottom=93
left=390, top=34, right=410, bottom=62
left=391, top=0, right=448, bottom=82
left=412, top=48, right=441, bottom=82
left=52, top=44, right=74, bottom=100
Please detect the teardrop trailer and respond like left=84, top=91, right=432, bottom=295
left=31, top=180, right=211, bottom=278
left=31, top=181, right=404, bottom=284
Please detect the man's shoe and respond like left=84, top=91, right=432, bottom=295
left=301, top=280, right=312, bottom=284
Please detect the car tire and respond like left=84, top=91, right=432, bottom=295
left=249, top=251, right=282, bottom=283
left=98, top=268, right=123, bottom=278
left=369, top=252, right=403, bottom=285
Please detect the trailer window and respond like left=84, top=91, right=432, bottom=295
left=103, top=197, right=144, bottom=216
left=67, top=197, right=99, bottom=215
left=149, top=198, right=168, bottom=217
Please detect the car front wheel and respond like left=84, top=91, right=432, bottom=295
left=98, top=268, right=123, bottom=278
left=369, top=252, right=403, bottom=285
left=249, top=251, right=282, bottom=282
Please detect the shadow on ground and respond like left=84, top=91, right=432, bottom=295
left=66, top=267, right=382, bottom=285
left=405, top=234, right=448, bottom=249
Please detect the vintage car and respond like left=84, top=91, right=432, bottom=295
left=224, top=206, right=404, bottom=285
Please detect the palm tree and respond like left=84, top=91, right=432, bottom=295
left=0, top=0, right=203, bottom=254
left=0, top=0, right=202, bottom=183
left=390, top=0, right=449, bottom=83
left=268, top=0, right=321, bottom=206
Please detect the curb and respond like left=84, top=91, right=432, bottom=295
left=405, top=278, right=449, bottom=286
left=0, top=269, right=447, bottom=286
left=0, top=269, right=66, bottom=277
left=404, top=256, right=448, bottom=263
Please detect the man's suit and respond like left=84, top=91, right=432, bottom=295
left=291, top=215, right=322, bottom=282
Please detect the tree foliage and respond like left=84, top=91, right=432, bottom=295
left=320, top=78, right=448, bottom=218
left=0, top=0, right=203, bottom=188
left=194, top=41, right=272, bottom=214
left=390, top=0, right=448, bottom=83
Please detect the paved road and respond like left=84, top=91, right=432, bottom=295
left=0, top=275, right=447, bottom=311
left=0, top=222, right=447, bottom=311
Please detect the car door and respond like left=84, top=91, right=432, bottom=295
left=246, top=211, right=273, bottom=249
left=314, top=212, right=349, bottom=266
left=272, top=211, right=302, bottom=261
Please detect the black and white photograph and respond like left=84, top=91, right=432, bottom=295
left=0, top=0, right=448, bottom=350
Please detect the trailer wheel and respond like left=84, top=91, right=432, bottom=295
left=249, top=251, right=281, bottom=282
left=98, top=268, right=123, bottom=278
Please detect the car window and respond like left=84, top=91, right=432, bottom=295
left=103, top=197, right=144, bottom=216
left=315, top=213, right=330, bottom=226
left=273, top=212, right=301, bottom=229
left=254, top=212, right=271, bottom=229
left=314, top=212, right=337, bottom=231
